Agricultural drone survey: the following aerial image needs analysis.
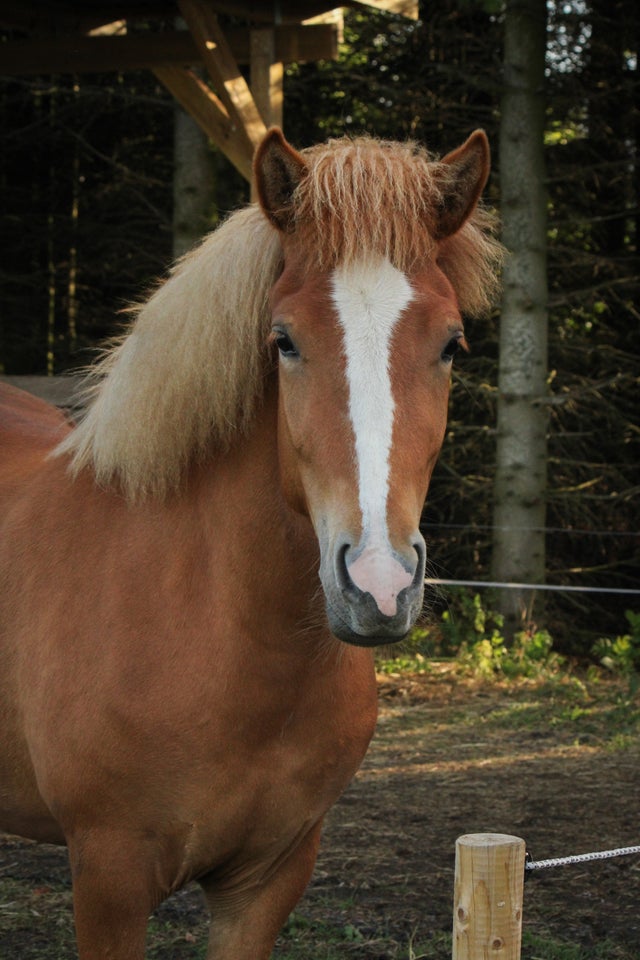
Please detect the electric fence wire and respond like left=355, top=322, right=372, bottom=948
left=525, top=845, right=640, bottom=876
left=424, top=577, right=640, bottom=596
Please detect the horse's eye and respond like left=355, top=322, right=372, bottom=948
left=441, top=335, right=466, bottom=363
left=274, top=331, right=299, bottom=359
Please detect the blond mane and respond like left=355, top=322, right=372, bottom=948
left=56, top=136, right=503, bottom=500
left=55, top=206, right=282, bottom=499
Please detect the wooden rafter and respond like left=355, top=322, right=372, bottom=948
left=153, top=65, right=254, bottom=182
left=178, top=0, right=266, bottom=157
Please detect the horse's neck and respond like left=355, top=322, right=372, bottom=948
left=186, top=382, right=321, bottom=625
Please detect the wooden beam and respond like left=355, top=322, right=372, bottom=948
left=153, top=65, right=253, bottom=182
left=178, top=0, right=266, bottom=152
left=0, top=25, right=338, bottom=76
left=349, top=0, right=419, bottom=18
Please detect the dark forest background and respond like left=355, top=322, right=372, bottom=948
left=0, top=1, right=638, bottom=656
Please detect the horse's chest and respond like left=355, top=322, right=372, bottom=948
left=200, top=688, right=374, bottom=819
left=177, top=666, right=377, bottom=880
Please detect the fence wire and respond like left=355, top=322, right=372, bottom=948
left=525, top=845, right=640, bottom=875
left=424, top=577, right=640, bottom=596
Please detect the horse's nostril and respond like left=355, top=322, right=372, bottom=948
left=412, top=539, right=426, bottom=584
left=335, top=542, right=352, bottom=591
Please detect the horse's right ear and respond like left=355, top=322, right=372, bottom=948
left=433, top=130, right=491, bottom=240
left=254, top=128, right=307, bottom=233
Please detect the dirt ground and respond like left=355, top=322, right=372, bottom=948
left=1, top=667, right=639, bottom=958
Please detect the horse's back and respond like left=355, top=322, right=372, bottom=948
left=0, top=385, right=73, bottom=841
left=0, top=382, right=70, bottom=486
left=0, top=381, right=70, bottom=445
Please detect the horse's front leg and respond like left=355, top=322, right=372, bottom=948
left=67, top=829, right=164, bottom=960
left=200, top=822, right=323, bottom=959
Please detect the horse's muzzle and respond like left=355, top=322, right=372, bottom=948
left=322, top=535, right=426, bottom=647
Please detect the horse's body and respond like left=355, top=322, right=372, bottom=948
left=0, top=129, right=501, bottom=958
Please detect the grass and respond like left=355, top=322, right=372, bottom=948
left=272, top=926, right=635, bottom=959
left=476, top=683, right=640, bottom=745
left=520, top=932, right=635, bottom=960
left=273, top=911, right=375, bottom=958
left=377, top=646, right=640, bottom=748
left=0, top=878, right=76, bottom=959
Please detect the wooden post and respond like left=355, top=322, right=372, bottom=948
left=250, top=28, right=283, bottom=130
left=249, top=28, right=283, bottom=202
left=453, top=834, right=525, bottom=960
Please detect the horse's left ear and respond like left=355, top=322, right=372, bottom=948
left=433, top=130, right=491, bottom=240
left=254, top=128, right=307, bottom=232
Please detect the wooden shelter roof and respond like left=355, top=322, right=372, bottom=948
left=0, top=2, right=418, bottom=182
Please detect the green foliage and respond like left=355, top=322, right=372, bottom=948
left=378, top=588, right=567, bottom=681
left=405, top=592, right=640, bottom=688
left=460, top=626, right=559, bottom=680
left=592, top=611, right=640, bottom=695
left=436, top=588, right=562, bottom=679
left=455, top=608, right=561, bottom=681
left=440, top=588, right=504, bottom=651
left=377, top=650, right=432, bottom=676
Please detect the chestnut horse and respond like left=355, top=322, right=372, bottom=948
left=0, top=128, right=501, bottom=958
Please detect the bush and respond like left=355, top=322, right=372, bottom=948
left=381, top=588, right=564, bottom=680
left=592, top=611, right=640, bottom=695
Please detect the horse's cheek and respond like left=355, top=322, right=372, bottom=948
left=276, top=410, right=309, bottom=517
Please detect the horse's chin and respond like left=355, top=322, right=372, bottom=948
left=326, top=604, right=412, bottom=648
left=333, top=627, right=409, bottom=648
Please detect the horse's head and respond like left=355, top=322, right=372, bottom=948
left=254, top=129, right=493, bottom=647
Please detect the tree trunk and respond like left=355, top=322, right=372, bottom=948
left=172, top=99, right=215, bottom=260
left=491, top=0, right=549, bottom=633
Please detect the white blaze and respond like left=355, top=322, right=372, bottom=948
left=331, top=257, right=415, bottom=615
